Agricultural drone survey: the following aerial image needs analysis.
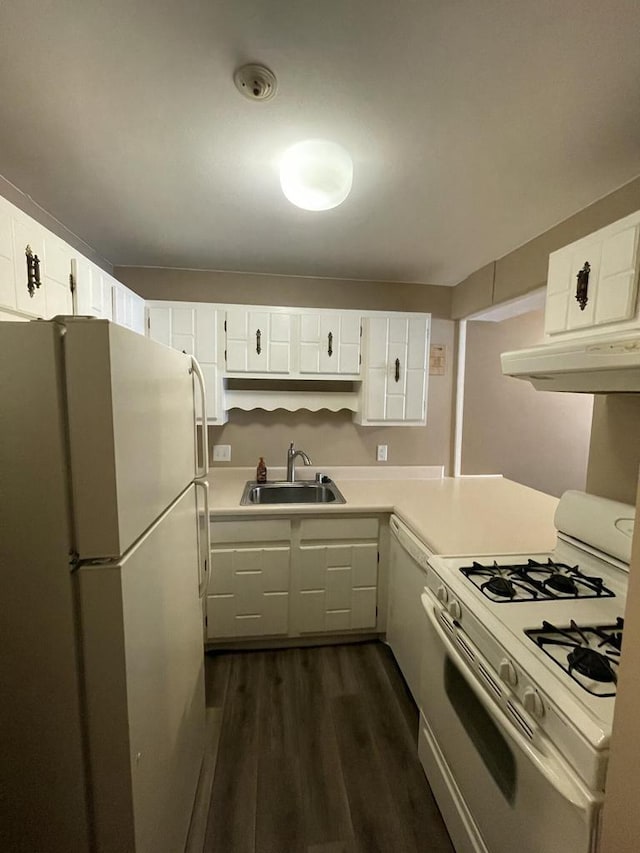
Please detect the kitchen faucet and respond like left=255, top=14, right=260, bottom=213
left=286, top=441, right=312, bottom=482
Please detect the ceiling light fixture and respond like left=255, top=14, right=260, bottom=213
left=279, top=139, right=353, bottom=211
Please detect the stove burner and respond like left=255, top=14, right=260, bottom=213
left=567, top=647, right=616, bottom=683
left=526, top=618, right=624, bottom=697
left=544, top=573, right=579, bottom=595
left=484, top=576, right=516, bottom=599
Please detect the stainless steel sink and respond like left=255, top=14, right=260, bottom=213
left=240, top=479, right=346, bottom=505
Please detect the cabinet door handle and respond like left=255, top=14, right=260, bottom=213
left=327, top=331, right=333, bottom=357
left=25, top=245, right=41, bottom=298
left=256, top=328, right=262, bottom=355
left=395, top=358, right=400, bottom=382
left=576, top=261, right=590, bottom=311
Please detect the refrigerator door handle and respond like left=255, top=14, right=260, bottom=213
left=194, top=480, right=211, bottom=598
left=191, top=356, right=209, bottom=479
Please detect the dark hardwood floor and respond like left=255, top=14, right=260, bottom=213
left=202, top=642, right=454, bottom=853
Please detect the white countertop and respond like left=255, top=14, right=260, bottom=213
left=206, top=467, right=559, bottom=556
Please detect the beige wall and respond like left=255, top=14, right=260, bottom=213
left=461, top=310, right=593, bottom=497
left=115, top=266, right=452, bottom=318
left=207, top=317, right=455, bottom=471
left=586, top=396, right=640, bottom=505
left=452, top=175, right=640, bottom=318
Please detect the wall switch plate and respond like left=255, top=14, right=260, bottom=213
left=213, top=444, right=231, bottom=462
left=376, top=444, right=388, bottom=462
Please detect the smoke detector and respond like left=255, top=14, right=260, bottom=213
left=233, top=64, right=277, bottom=102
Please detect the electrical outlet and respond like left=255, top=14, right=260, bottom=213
left=376, top=444, right=388, bottom=462
left=213, top=444, right=231, bottom=462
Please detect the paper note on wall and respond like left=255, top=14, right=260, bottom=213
left=430, top=344, right=446, bottom=376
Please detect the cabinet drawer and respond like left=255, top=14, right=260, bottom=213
left=209, top=518, right=291, bottom=544
left=206, top=592, right=288, bottom=638
left=208, top=546, right=290, bottom=594
left=299, top=543, right=378, bottom=590
left=299, top=516, right=379, bottom=542
left=297, top=586, right=377, bottom=634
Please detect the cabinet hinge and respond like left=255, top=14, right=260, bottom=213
left=360, top=324, right=362, bottom=337
left=224, top=349, right=227, bottom=361
left=205, top=615, right=208, bottom=627
left=147, top=316, right=151, bottom=331
left=224, top=320, right=227, bottom=332
left=377, top=551, right=380, bottom=563
left=359, top=353, right=362, bottom=365
left=69, top=272, right=76, bottom=294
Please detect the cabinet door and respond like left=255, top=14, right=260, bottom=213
left=112, top=279, right=145, bottom=334
left=12, top=214, right=47, bottom=316
left=225, top=308, right=291, bottom=374
left=595, top=222, right=640, bottom=325
left=361, top=314, right=429, bottom=425
left=299, top=312, right=361, bottom=375
left=73, top=257, right=114, bottom=320
left=545, top=216, right=640, bottom=336
left=0, top=201, right=17, bottom=312
left=42, top=232, right=73, bottom=318
left=296, top=542, right=378, bottom=633
left=206, top=545, right=290, bottom=638
left=147, top=302, right=224, bottom=423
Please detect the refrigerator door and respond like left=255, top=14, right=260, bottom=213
left=0, top=321, right=91, bottom=853
left=76, top=483, right=205, bottom=853
left=62, top=317, right=199, bottom=558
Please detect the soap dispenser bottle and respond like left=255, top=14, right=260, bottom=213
left=256, top=457, right=267, bottom=483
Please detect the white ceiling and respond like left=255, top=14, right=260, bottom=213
left=0, top=0, right=639, bottom=285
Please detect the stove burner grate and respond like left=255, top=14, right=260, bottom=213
left=525, top=618, right=623, bottom=697
left=460, top=558, right=615, bottom=603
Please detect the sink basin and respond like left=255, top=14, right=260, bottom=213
left=240, top=479, right=346, bottom=505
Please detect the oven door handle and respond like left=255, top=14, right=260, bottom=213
left=420, top=591, right=594, bottom=809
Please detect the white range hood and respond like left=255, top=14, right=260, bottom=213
left=501, top=330, right=640, bottom=393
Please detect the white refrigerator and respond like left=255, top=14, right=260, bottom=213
left=0, top=317, right=210, bottom=853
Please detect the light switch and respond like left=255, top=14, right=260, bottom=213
left=376, top=444, right=388, bottom=462
left=213, top=444, right=231, bottom=462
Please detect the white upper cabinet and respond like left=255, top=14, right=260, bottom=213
left=0, top=201, right=17, bottom=313
left=42, top=231, right=74, bottom=318
left=225, top=308, right=291, bottom=374
left=112, top=278, right=146, bottom=334
left=11, top=211, right=47, bottom=317
left=544, top=210, right=640, bottom=338
left=356, top=313, right=430, bottom=426
left=299, top=312, right=361, bottom=375
left=146, top=301, right=226, bottom=424
left=72, top=257, right=113, bottom=320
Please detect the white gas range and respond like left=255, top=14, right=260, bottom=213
left=413, top=490, right=635, bottom=853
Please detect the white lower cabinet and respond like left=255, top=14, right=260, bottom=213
left=292, top=516, right=380, bottom=635
left=205, top=515, right=381, bottom=642
left=206, top=519, right=291, bottom=640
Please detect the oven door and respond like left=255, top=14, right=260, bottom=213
left=418, top=588, right=601, bottom=853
